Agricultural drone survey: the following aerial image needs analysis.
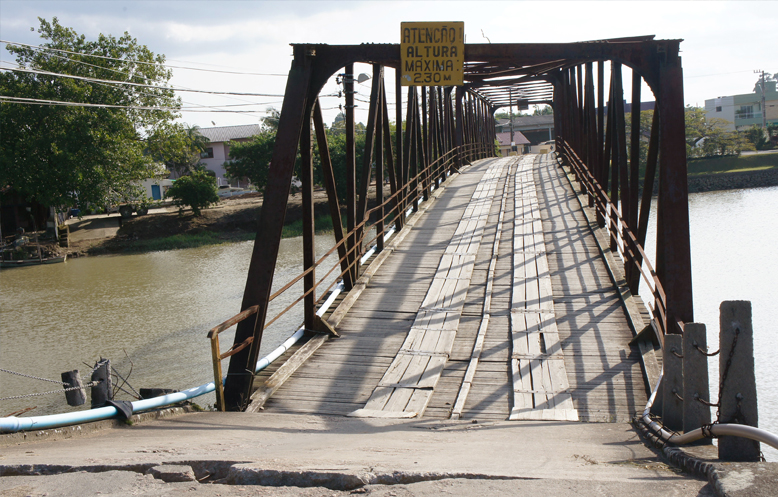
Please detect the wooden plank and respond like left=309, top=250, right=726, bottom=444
left=245, top=333, right=329, bottom=413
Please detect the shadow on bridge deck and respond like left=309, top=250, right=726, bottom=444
left=253, top=153, right=647, bottom=423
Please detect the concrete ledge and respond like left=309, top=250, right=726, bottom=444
left=0, top=405, right=194, bottom=448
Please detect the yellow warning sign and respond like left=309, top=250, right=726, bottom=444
left=400, top=22, right=464, bottom=86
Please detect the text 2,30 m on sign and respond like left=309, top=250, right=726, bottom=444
left=401, top=22, right=464, bottom=86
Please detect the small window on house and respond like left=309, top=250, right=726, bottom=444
left=716, top=106, right=722, bottom=112
left=201, top=147, right=214, bottom=159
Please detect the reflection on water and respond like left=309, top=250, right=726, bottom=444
left=0, top=234, right=336, bottom=415
left=641, top=186, right=778, bottom=461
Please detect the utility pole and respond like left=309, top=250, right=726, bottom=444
left=755, top=69, right=767, bottom=138
left=509, top=88, right=515, bottom=155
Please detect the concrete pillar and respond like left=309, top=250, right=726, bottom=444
left=682, top=323, right=711, bottom=443
left=662, top=334, right=683, bottom=431
left=718, top=301, right=760, bottom=461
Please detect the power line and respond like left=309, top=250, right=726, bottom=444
left=0, top=95, right=276, bottom=114
left=0, top=39, right=287, bottom=77
left=0, top=65, right=285, bottom=97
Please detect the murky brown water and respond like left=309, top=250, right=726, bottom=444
left=0, top=234, right=337, bottom=416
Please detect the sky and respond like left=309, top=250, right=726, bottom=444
left=1, top=0, right=776, bottom=129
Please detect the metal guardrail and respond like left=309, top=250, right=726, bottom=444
left=207, top=142, right=493, bottom=411
left=558, top=140, right=668, bottom=341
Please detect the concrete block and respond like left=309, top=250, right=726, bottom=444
left=682, top=323, right=712, bottom=441
left=719, top=301, right=760, bottom=461
left=662, top=333, right=683, bottom=432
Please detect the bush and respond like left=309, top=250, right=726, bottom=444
left=166, top=170, right=219, bottom=216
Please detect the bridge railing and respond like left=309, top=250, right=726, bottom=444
left=208, top=141, right=493, bottom=410
left=558, top=139, right=668, bottom=343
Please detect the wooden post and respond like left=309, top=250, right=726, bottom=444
left=90, top=358, right=112, bottom=408
left=61, top=370, right=86, bottom=406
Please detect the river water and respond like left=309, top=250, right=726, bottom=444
left=2, top=188, right=777, bottom=460
left=641, top=185, right=778, bottom=461
left=0, top=234, right=338, bottom=417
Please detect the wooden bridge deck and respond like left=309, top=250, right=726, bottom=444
left=253, top=154, right=647, bottom=423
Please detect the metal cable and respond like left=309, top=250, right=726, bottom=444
left=0, top=381, right=100, bottom=402
left=0, top=368, right=68, bottom=385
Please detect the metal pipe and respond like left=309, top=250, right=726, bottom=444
left=640, top=366, right=778, bottom=451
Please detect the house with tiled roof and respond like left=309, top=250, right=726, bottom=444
left=193, top=124, right=262, bottom=188
left=496, top=130, right=530, bottom=156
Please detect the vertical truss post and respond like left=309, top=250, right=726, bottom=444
left=301, top=102, right=315, bottom=331
left=632, top=107, right=660, bottom=293
left=312, top=101, right=351, bottom=290
left=355, top=64, right=383, bottom=257
left=615, top=65, right=630, bottom=273
left=376, top=76, right=385, bottom=254
left=609, top=65, right=621, bottom=253
left=656, top=48, right=694, bottom=330
left=596, top=60, right=605, bottom=227
left=455, top=86, right=464, bottom=169
left=421, top=86, right=430, bottom=201
left=224, top=45, right=313, bottom=411
left=381, top=83, right=401, bottom=233
left=585, top=62, right=597, bottom=208
left=345, top=63, right=358, bottom=285
left=395, top=69, right=405, bottom=228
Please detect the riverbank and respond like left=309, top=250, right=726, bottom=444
left=64, top=188, right=340, bottom=257
left=686, top=152, right=778, bottom=193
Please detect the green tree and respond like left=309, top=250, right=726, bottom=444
left=533, top=105, right=553, bottom=116
left=0, top=17, right=181, bottom=208
left=224, top=131, right=276, bottom=189
left=147, top=123, right=210, bottom=177
left=684, top=106, right=754, bottom=158
left=166, top=170, right=219, bottom=216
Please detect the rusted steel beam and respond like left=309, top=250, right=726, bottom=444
left=609, top=66, right=621, bottom=253
left=409, top=88, right=419, bottom=212
left=394, top=69, right=405, bottom=228
left=615, top=64, right=630, bottom=263
left=455, top=86, right=464, bottom=168
left=312, top=101, right=352, bottom=290
left=629, top=70, right=642, bottom=234
left=381, top=83, right=401, bottom=232
left=345, top=64, right=358, bottom=284
left=301, top=99, right=315, bottom=331
left=355, top=64, right=383, bottom=253
left=585, top=62, right=597, bottom=208
left=632, top=107, right=660, bottom=294
left=597, top=60, right=605, bottom=219
left=375, top=75, right=385, bottom=253
left=421, top=86, right=430, bottom=201
left=656, top=50, right=693, bottom=329
left=224, top=46, right=313, bottom=411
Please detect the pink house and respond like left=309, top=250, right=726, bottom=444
left=196, top=124, right=261, bottom=188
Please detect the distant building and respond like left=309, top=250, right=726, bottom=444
left=495, top=115, right=554, bottom=145
left=496, top=131, right=530, bottom=156
left=704, top=81, right=778, bottom=131
left=192, top=124, right=262, bottom=188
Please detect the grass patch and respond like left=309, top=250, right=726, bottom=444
left=688, top=153, right=778, bottom=175
left=102, top=215, right=339, bottom=254
left=281, top=215, right=336, bottom=238
left=125, top=231, right=227, bottom=252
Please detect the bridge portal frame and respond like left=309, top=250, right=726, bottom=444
left=223, top=37, right=692, bottom=411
